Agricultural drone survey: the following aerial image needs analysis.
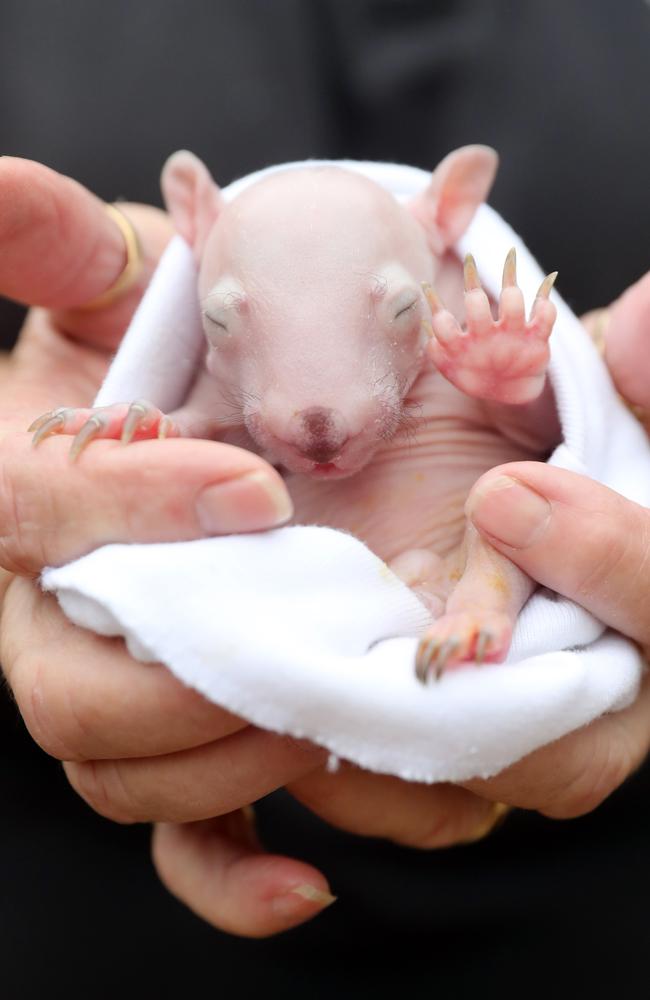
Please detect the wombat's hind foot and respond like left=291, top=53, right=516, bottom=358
left=414, top=610, right=513, bottom=684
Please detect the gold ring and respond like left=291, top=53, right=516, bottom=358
left=78, top=203, right=143, bottom=311
left=465, top=801, right=512, bottom=843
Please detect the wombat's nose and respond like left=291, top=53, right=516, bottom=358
left=294, top=406, right=349, bottom=463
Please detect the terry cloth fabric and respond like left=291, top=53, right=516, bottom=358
left=42, top=160, right=650, bottom=783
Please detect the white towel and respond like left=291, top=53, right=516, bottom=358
left=42, top=160, right=650, bottom=783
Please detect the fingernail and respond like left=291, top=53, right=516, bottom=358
left=466, top=475, right=552, bottom=548
left=196, top=470, right=293, bottom=534
left=271, top=884, right=337, bottom=917
left=464, top=802, right=512, bottom=844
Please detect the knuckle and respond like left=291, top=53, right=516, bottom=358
left=278, top=734, right=326, bottom=762
left=390, top=788, right=486, bottom=850
left=572, top=502, right=650, bottom=613
left=401, top=809, right=462, bottom=849
left=8, top=648, right=78, bottom=760
left=542, top=732, right=632, bottom=819
left=0, top=452, right=29, bottom=575
left=572, top=514, right=633, bottom=600
left=628, top=517, right=650, bottom=629
left=0, top=440, right=53, bottom=575
left=6, top=641, right=90, bottom=762
left=1, top=580, right=107, bottom=763
left=64, top=759, right=139, bottom=825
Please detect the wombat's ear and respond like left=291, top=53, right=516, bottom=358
left=161, top=150, right=224, bottom=258
left=408, top=146, right=498, bottom=255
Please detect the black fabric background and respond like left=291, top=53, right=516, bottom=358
left=1, top=2, right=649, bottom=996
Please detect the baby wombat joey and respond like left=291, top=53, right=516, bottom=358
left=30, top=147, right=559, bottom=681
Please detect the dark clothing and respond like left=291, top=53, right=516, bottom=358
left=1, top=2, right=649, bottom=995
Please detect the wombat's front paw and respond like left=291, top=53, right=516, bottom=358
left=414, top=610, right=512, bottom=684
left=29, top=400, right=178, bottom=460
left=424, top=248, right=557, bottom=405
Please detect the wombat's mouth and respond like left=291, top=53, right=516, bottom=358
left=249, top=417, right=379, bottom=479
left=310, top=461, right=340, bottom=475
left=274, top=457, right=353, bottom=480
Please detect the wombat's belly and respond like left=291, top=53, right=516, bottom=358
left=288, top=425, right=534, bottom=562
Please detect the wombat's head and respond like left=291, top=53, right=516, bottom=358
left=162, top=148, right=497, bottom=478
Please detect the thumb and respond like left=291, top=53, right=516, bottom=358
left=0, top=434, right=292, bottom=576
left=466, top=462, right=650, bottom=647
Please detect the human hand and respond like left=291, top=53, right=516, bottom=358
left=0, top=439, right=501, bottom=938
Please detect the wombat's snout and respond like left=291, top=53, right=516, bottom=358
left=293, top=406, right=349, bottom=463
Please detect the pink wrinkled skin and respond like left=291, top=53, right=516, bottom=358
left=197, top=168, right=433, bottom=478
left=161, top=147, right=506, bottom=481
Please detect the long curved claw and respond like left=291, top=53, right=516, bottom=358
left=421, top=282, right=446, bottom=314
left=415, top=636, right=461, bottom=683
left=29, top=410, right=55, bottom=433
left=415, top=638, right=439, bottom=685
left=474, top=629, right=493, bottom=665
left=31, top=413, right=65, bottom=447
left=432, top=638, right=460, bottom=680
left=158, top=415, right=173, bottom=439
left=70, top=414, right=107, bottom=461
left=502, top=247, right=517, bottom=288
left=535, top=270, right=559, bottom=300
left=463, top=253, right=482, bottom=292
left=121, top=401, right=149, bottom=444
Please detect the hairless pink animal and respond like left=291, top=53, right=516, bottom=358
left=30, top=147, right=559, bottom=681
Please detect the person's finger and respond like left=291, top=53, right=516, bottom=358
left=63, top=730, right=326, bottom=824
left=0, top=157, right=121, bottom=307
left=289, top=763, right=502, bottom=848
left=466, top=462, right=650, bottom=647
left=1, top=578, right=247, bottom=761
left=152, top=812, right=336, bottom=938
left=0, top=433, right=293, bottom=761
left=0, top=434, right=293, bottom=575
left=0, top=157, right=171, bottom=345
left=464, top=670, right=650, bottom=818
left=51, top=202, right=173, bottom=347
left=604, top=270, right=650, bottom=414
